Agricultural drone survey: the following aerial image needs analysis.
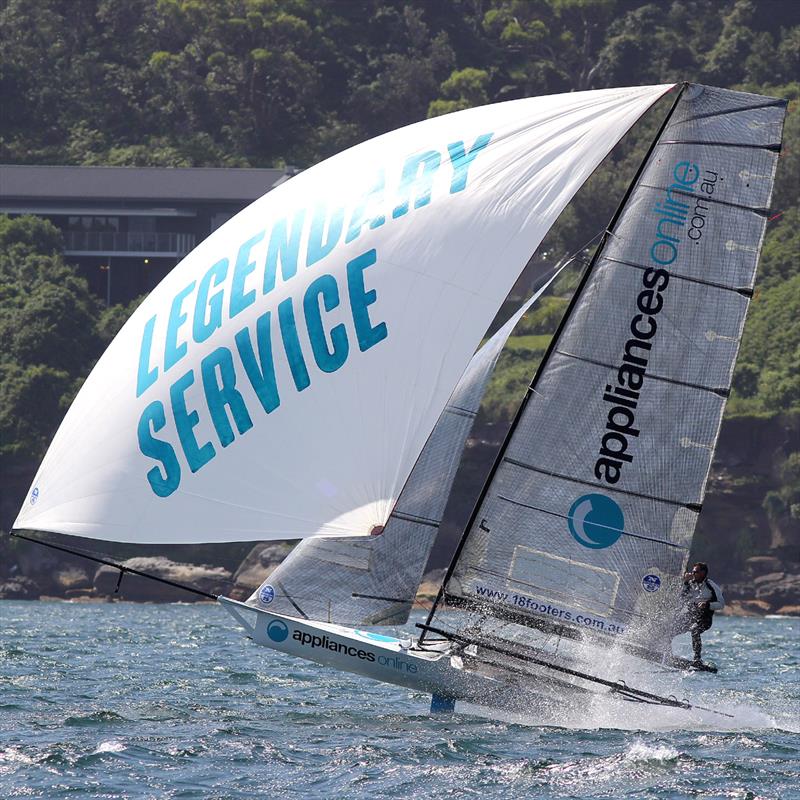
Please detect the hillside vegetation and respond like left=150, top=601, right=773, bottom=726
left=0, top=0, right=798, bottom=581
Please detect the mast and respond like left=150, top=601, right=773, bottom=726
left=419, top=84, right=689, bottom=644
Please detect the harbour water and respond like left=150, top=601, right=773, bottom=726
left=1, top=601, right=798, bottom=799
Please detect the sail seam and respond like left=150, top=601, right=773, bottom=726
left=443, top=404, right=478, bottom=419
left=669, top=99, right=787, bottom=123
left=602, top=255, right=754, bottom=296
left=495, top=493, right=687, bottom=549
left=351, top=592, right=411, bottom=603
left=658, top=139, right=781, bottom=152
left=502, top=457, right=703, bottom=512
left=638, top=182, right=770, bottom=216
left=389, top=510, right=440, bottom=528
left=553, top=348, right=730, bottom=397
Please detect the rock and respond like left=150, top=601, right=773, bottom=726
left=0, top=576, right=39, bottom=599
left=64, top=588, right=96, bottom=600
left=53, top=566, right=92, bottom=592
left=414, top=581, right=439, bottom=605
left=745, top=556, right=783, bottom=576
left=229, top=542, right=296, bottom=599
left=775, top=605, right=800, bottom=616
left=753, top=573, right=800, bottom=610
left=753, top=571, right=785, bottom=586
left=723, top=599, right=771, bottom=616
left=720, top=582, right=752, bottom=601
left=94, top=557, right=232, bottom=602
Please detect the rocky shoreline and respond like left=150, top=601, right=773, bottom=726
left=1, top=542, right=798, bottom=617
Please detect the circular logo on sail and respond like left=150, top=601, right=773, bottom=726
left=259, top=584, right=275, bottom=604
left=568, top=494, right=624, bottom=549
left=30, top=486, right=39, bottom=505
left=642, top=573, right=661, bottom=593
left=267, top=620, right=289, bottom=642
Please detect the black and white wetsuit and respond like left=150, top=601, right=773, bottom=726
left=682, top=578, right=725, bottom=614
left=677, top=578, right=725, bottom=661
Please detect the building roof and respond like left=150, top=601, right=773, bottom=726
left=0, top=164, right=296, bottom=203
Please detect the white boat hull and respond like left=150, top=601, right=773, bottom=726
left=219, top=597, right=579, bottom=717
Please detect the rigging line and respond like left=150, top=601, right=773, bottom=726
left=273, top=579, right=309, bottom=619
left=553, top=348, right=730, bottom=397
left=418, top=83, right=691, bottom=646
left=494, top=493, right=685, bottom=549
left=8, top=531, right=218, bottom=600
left=603, top=256, right=754, bottom=297
left=502, top=457, right=703, bottom=513
left=417, top=622, right=732, bottom=715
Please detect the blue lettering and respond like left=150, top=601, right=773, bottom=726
left=347, top=249, right=387, bottom=352
left=136, top=315, right=158, bottom=397
left=164, top=282, right=196, bottom=372
left=307, top=202, right=344, bottom=268
left=230, top=232, right=265, bottom=318
left=278, top=298, right=311, bottom=391
left=304, top=274, right=349, bottom=373
left=193, top=258, right=229, bottom=342
left=447, top=132, right=493, bottom=193
left=650, top=240, right=678, bottom=265
left=235, top=313, right=280, bottom=414
left=392, top=150, right=441, bottom=218
left=170, top=370, right=215, bottom=473
left=346, top=170, right=386, bottom=243
left=264, top=210, right=305, bottom=294
left=201, top=347, right=253, bottom=447
left=137, top=400, right=181, bottom=497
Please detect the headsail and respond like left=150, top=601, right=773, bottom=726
left=248, top=268, right=564, bottom=625
left=425, top=84, right=787, bottom=659
left=14, top=86, right=672, bottom=545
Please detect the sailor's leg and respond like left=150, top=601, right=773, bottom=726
left=690, top=626, right=702, bottom=662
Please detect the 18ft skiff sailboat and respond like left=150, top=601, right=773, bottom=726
left=13, top=83, right=787, bottom=719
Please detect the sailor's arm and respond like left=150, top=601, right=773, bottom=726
left=707, top=579, right=725, bottom=611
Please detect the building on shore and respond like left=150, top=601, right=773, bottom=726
left=0, top=164, right=296, bottom=306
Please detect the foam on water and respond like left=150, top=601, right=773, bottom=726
left=92, top=740, right=125, bottom=754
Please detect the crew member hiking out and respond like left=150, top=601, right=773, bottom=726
left=673, top=562, right=725, bottom=666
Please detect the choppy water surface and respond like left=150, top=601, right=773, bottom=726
left=1, top=601, right=797, bottom=799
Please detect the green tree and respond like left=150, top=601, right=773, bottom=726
left=0, top=216, right=101, bottom=466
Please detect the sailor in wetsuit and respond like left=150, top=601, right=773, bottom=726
left=675, top=562, right=725, bottom=665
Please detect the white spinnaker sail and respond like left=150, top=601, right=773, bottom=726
left=15, top=85, right=673, bottom=544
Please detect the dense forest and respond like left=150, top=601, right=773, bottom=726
left=0, top=0, right=798, bottom=591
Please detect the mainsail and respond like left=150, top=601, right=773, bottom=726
left=13, top=85, right=672, bottom=545
left=424, top=84, right=787, bottom=661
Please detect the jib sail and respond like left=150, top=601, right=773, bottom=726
left=247, top=270, right=562, bottom=625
